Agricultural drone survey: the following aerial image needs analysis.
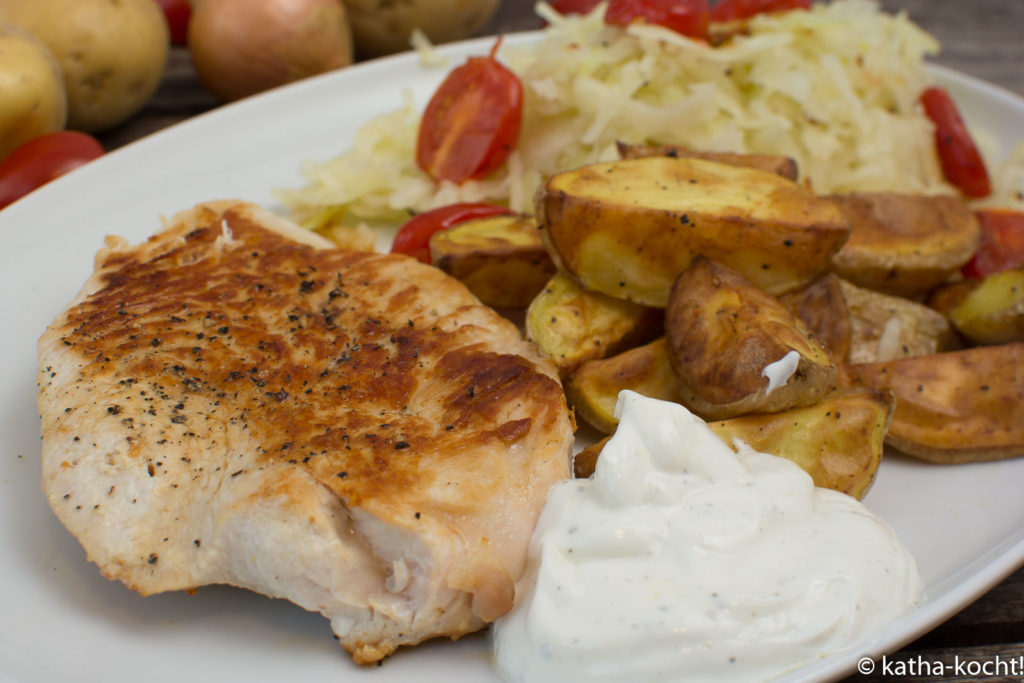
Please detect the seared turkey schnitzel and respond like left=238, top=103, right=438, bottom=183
left=36, top=200, right=573, bottom=663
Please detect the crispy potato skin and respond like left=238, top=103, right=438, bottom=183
left=708, top=388, right=892, bottom=500
left=525, top=272, right=663, bottom=378
left=666, top=258, right=837, bottom=420
left=565, top=338, right=679, bottom=434
left=573, top=388, right=891, bottom=500
left=536, top=156, right=849, bottom=306
left=615, top=142, right=800, bottom=181
left=779, top=274, right=852, bottom=363
left=941, top=268, right=1024, bottom=345
left=842, top=344, right=1024, bottom=463
left=430, top=214, right=556, bottom=309
left=783, top=274, right=959, bottom=364
left=829, top=192, right=980, bottom=297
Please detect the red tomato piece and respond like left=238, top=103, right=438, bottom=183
left=155, top=0, right=191, bottom=45
left=549, top=0, right=604, bottom=14
left=920, top=86, right=991, bottom=198
left=962, top=209, right=1024, bottom=278
left=0, top=131, right=105, bottom=211
left=605, top=0, right=710, bottom=40
left=391, top=203, right=513, bottom=264
left=416, top=40, right=523, bottom=184
left=710, top=0, right=811, bottom=22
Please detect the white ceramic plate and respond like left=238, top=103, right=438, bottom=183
left=1, top=32, right=1023, bottom=683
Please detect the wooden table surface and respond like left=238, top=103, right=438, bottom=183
left=97, top=1, right=1024, bottom=680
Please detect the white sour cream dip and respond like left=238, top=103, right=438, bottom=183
left=492, top=390, right=922, bottom=682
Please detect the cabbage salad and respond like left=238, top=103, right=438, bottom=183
left=276, top=0, right=1021, bottom=235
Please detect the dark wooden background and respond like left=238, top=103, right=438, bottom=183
left=97, top=2, right=1024, bottom=680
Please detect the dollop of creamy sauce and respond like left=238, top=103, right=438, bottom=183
left=762, top=349, right=800, bottom=394
left=492, top=391, right=922, bottom=682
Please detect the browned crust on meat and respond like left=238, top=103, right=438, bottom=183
left=38, top=201, right=573, bottom=662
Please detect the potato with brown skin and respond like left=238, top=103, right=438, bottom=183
left=342, top=0, right=499, bottom=58
left=565, top=338, right=679, bottom=434
left=535, top=156, right=850, bottom=307
left=931, top=268, right=1024, bottom=345
left=525, top=271, right=663, bottom=378
left=615, top=141, right=800, bottom=181
left=781, top=274, right=960, bottom=364
left=575, top=387, right=892, bottom=501
left=778, top=274, right=852, bottom=363
left=828, top=192, right=980, bottom=298
left=0, top=24, right=66, bottom=159
left=0, top=0, right=169, bottom=133
left=665, top=258, right=837, bottom=421
left=841, top=343, right=1024, bottom=463
left=429, top=214, right=556, bottom=310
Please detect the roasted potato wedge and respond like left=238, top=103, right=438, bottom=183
left=525, top=271, right=663, bottom=377
left=841, top=343, right=1024, bottom=463
left=565, top=338, right=679, bottom=434
left=535, top=156, right=850, bottom=306
left=935, top=268, right=1024, bottom=345
left=707, top=388, right=892, bottom=500
left=615, top=141, right=799, bottom=181
left=575, top=387, right=892, bottom=500
left=828, top=192, right=980, bottom=297
left=666, top=258, right=837, bottom=420
left=783, top=274, right=959, bottom=363
left=839, top=277, right=960, bottom=362
left=778, top=274, right=852, bottom=362
left=429, top=214, right=555, bottom=309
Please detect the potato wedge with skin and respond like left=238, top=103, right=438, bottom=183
left=782, top=274, right=959, bottom=363
left=565, top=338, right=679, bottom=434
left=574, top=387, right=892, bottom=500
left=666, top=258, right=837, bottom=420
left=829, top=192, right=980, bottom=298
left=938, top=268, right=1024, bottom=345
left=707, top=388, right=892, bottom=500
left=838, top=277, right=960, bottom=362
left=429, top=214, right=556, bottom=309
left=778, top=274, right=852, bottom=363
left=525, top=272, right=663, bottom=377
left=615, top=141, right=800, bottom=182
left=535, top=156, right=849, bottom=306
left=841, top=343, right=1024, bottom=463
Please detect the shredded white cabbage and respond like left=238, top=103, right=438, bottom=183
left=275, top=0, right=1022, bottom=233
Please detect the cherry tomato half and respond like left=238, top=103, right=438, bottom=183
left=416, top=40, right=523, bottom=184
left=0, top=131, right=105, bottom=211
left=391, top=202, right=513, bottom=263
left=961, top=209, right=1024, bottom=278
left=605, top=0, right=710, bottom=40
left=155, top=0, right=192, bottom=45
left=549, top=0, right=604, bottom=14
left=710, top=0, right=811, bottom=22
left=920, top=86, right=991, bottom=198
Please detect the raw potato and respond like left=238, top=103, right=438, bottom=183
left=0, top=0, right=169, bottom=133
left=665, top=258, right=837, bottom=421
left=0, top=24, right=66, bottom=159
left=343, top=0, right=500, bottom=58
left=525, top=271, right=663, bottom=378
left=828, top=192, right=980, bottom=298
left=536, top=156, right=849, bottom=306
left=842, top=343, right=1024, bottom=463
left=575, top=387, right=892, bottom=501
left=429, top=214, right=556, bottom=309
